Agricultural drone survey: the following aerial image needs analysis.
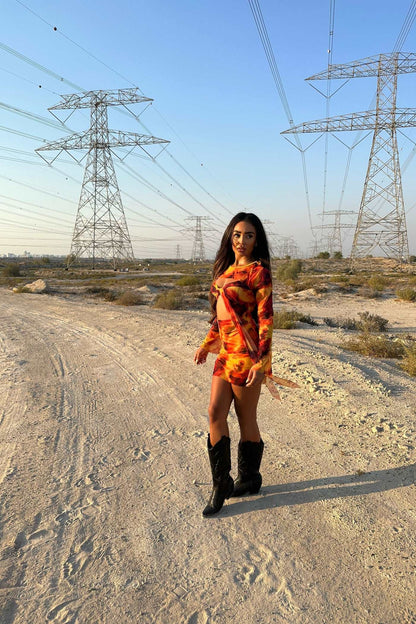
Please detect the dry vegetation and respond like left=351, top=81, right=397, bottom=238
left=3, top=256, right=416, bottom=377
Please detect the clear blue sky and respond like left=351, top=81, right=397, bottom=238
left=1, top=0, right=415, bottom=259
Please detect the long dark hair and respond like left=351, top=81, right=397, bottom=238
left=209, top=212, right=271, bottom=320
left=213, top=212, right=271, bottom=279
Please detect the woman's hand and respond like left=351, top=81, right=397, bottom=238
left=194, top=347, right=208, bottom=365
left=245, top=366, right=264, bottom=387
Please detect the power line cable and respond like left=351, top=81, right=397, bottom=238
left=247, top=0, right=314, bottom=234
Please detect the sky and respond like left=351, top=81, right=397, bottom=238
left=1, top=0, right=416, bottom=260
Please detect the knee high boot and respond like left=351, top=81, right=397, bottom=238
left=231, top=439, right=264, bottom=497
left=202, top=435, right=234, bottom=516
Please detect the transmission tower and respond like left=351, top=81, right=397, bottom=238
left=282, top=52, right=414, bottom=265
left=36, top=88, right=169, bottom=268
left=186, top=216, right=212, bottom=262
left=315, top=210, right=355, bottom=255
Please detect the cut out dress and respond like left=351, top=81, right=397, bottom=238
left=199, top=261, right=297, bottom=399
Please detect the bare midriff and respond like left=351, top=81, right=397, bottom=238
left=216, top=291, right=232, bottom=321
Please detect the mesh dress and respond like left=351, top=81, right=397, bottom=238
left=200, top=261, right=297, bottom=399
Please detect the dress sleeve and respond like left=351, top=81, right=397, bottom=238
left=250, top=266, right=273, bottom=372
left=200, top=318, right=221, bottom=354
left=199, top=280, right=221, bottom=354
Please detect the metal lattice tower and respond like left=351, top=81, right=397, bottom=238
left=36, top=88, right=169, bottom=268
left=282, top=52, right=415, bottom=265
left=186, top=216, right=211, bottom=262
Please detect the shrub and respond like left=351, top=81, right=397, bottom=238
left=367, top=275, right=388, bottom=291
left=274, top=309, right=317, bottom=329
left=341, top=333, right=405, bottom=358
left=409, top=255, right=416, bottom=263
left=115, top=290, right=143, bottom=306
left=333, top=251, right=343, bottom=259
left=401, top=343, right=416, bottom=376
left=323, top=312, right=388, bottom=332
left=396, top=288, right=416, bottom=302
left=316, top=251, right=330, bottom=259
left=324, top=317, right=358, bottom=330
left=176, top=275, right=201, bottom=287
left=2, top=263, right=20, bottom=277
left=86, top=287, right=118, bottom=301
left=358, top=286, right=382, bottom=298
left=153, top=289, right=184, bottom=310
left=357, top=312, right=389, bottom=333
left=275, top=259, right=302, bottom=282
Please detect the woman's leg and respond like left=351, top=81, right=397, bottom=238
left=232, top=382, right=262, bottom=442
left=208, top=376, right=233, bottom=446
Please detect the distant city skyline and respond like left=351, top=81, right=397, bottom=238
left=1, top=0, right=416, bottom=259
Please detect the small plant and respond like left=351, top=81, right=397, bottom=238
left=316, top=251, right=330, bottom=259
left=115, top=290, right=143, bottom=306
left=176, top=275, right=201, bottom=287
left=86, top=287, right=118, bottom=301
left=275, top=259, right=303, bottom=282
left=401, top=343, right=416, bottom=376
left=357, top=311, right=389, bottom=333
left=274, top=309, right=316, bottom=329
left=324, top=317, right=358, bottom=330
left=153, top=289, right=184, bottom=310
left=341, top=333, right=405, bottom=358
left=396, top=288, right=416, bottom=302
left=333, top=251, right=343, bottom=259
left=367, top=274, right=388, bottom=291
left=358, top=286, right=382, bottom=298
left=2, top=263, right=20, bottom=277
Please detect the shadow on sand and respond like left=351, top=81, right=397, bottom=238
left=223, top=463, right=416, bottom=517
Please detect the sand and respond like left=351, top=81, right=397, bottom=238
left=0, top=288, right=415, bottom=623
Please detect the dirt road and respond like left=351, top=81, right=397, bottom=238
left=0, top=290, right=415, bottom=623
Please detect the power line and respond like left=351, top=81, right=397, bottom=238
left=247, top=0, right=314, bottom=235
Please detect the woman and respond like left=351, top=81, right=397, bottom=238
left=194, top=212, right=297, bottom=516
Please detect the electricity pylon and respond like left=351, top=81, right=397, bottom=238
left=282, top=52, right=414, bottom=265
left=186, top=216, right=211, bottom=262
left=36, top=88, right=169, bottom=268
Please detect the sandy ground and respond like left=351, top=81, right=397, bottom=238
left=0, top=288, right=415, bottom=624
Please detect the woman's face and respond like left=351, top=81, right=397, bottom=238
left=231, top=220, right=257, bottom=264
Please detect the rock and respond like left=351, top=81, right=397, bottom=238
left=23, top=279, right=47, bottom=293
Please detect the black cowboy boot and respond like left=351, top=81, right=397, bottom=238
left=231, top=439, right=264, bottom=497
left=202, top=435, right=234, bottom=516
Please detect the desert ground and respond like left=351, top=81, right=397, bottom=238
left=0, top=275, right=415, bottom=623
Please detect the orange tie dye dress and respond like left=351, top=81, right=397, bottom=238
left=200, top=261, right=297, bottom=399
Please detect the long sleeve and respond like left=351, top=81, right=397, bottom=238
left=200, top=318, right=221, bottom=354
left=250, top=266, right=273, bottom=373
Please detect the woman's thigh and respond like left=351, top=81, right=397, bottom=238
left=232, top=382, right=262, bottom=422
left=208, top=375, right=233, bottom=422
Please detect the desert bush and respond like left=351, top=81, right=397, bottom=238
left=324, top=312, right=388, bottom=332
left=2, top=263, right=20, bottom=277
left=86, top=287, right=118, bottom=301
left=341, top=333, right=405, bottom=358
left=274, top=309, right=317, bottom=329
left=316, top=251, right=330, bottom=259
left=115, top=290, right=143, bottom=306
left=396, top=288, right=416, bottom=302
left=401, top=343, right=416, bottom=376
left=176, top=275, right=201, bottom=287
left=333, top=251, right=343, bottom=259
left=409, top=255, right=416, bottom=263
left=275, top=259, right=302, bottom=282
left=358, top=286, right=383, bottom=298
left=367, top=274, right=388, bottom=291
left=153, top=289, right=184, bottom=310
left=292, top=278, right=327, bottom=293
left=324, top=317, right=358, bottom=330
left=357, top=311, right=389, bottom=332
